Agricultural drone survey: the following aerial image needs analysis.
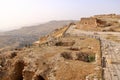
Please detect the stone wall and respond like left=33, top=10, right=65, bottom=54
left=64, top=25, right=120, bottom=80
left=80, top=18, right=97, bottom=27
left=33, top=23, right=75, bottom=47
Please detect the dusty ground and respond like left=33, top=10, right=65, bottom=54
left=0, top=36, right=101, bottom=80
left=0, top=14, right=120, bottom=80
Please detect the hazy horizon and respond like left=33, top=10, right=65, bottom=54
left=0, top=0, right=120, bottom=31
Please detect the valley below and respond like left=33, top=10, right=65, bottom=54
left=0, top=14, right=120, bottom=80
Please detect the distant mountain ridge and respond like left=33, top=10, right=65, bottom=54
left=0, top=20, right=76, bottom=50
left=4, top=20, right=75, bottom=36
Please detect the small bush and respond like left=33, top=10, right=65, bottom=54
left=76, top=52, right=88, bottom=62
left=55, top=42, right=63, bottom=46
left=61, top=52, right=73, bottom=60
left=10, top=52, right=17, bottom=58
left=88, top=55, right=95, bottom=62
left=55, top=41, right=75, bottom=46
left=76, top=52, right=95, bottom=62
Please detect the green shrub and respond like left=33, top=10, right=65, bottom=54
left=88, top=55, right=95, bottom=62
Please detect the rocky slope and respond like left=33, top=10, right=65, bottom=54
left=0, top=20, right=75, bottom=50
left=0, top=32, right=102, bottom=80
left=0, top=14, right=120, bottom=80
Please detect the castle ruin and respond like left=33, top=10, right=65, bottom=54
left=79, top=18, right=98, bottom=27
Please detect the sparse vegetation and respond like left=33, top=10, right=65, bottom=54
left=55, top=42, right=63, bottom=46
left=55, top=41, right=75, bottom=46
left=88, top=55, right=95, bottom=62
left=61, top=52, right=73, bottom=60
left=2, top=14, right=120, bottom=80
left=76, top=52, right=95, bottom=62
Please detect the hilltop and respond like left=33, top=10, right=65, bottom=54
left=0, top=14, right=120, bottom=80
left=76, top=14, right=120, bottom=32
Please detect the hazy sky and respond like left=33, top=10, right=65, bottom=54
left=0, top=0, right=120, bottom=31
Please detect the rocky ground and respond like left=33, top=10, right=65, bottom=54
left=0, top=14, right=120, bottom=80
left=0, top=35, right=102, bottom=80
left=66, top=24, right=120, bottom=80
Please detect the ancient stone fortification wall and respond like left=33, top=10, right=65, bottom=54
left=100, top=38, right=120, bottom=80
left=80, top=18, right=97, bottom=27
left=64, top=25, right=120, bottom=80
left=33, top=23, right=75, bottom=47
left=100, top=39, right=120, bottom=55
left=65, top=28, right=120, bottom=54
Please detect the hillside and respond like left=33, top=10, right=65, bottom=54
left=4, top=20, right=75, bottom=36
left=0, top=14, right=120, bottom=80
left=0, top=20, right=75, bottom=50
left=0, top=25, right=102, bottom=80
